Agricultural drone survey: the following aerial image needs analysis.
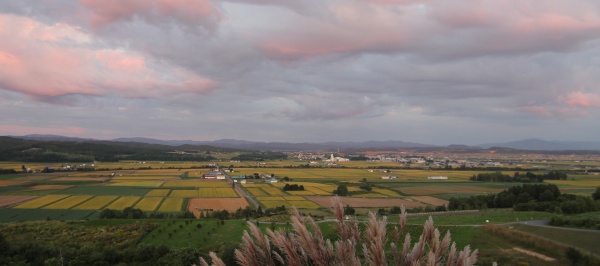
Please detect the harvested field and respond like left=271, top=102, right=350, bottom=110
left=28, top=185, right=73, bottom=190
left=306, top=196, right=425, bottom=208
left=72, top=196, right=118, bottom=210
left=188, top=198, right=249, bottom=216
left=104, top=196, right=140, bottom=210
left=409, top=196, right=449, bottom=206
left=14, top=195, right=70, bottom=209
left=42, top=195, right=94, bottom=209
left=395, top=186, right=502, bottom=196
left=0, top=180, right=29, bottom=186
left=0, top=195, right=38, bottom=207
left=157, top=198, right=183, bottom=212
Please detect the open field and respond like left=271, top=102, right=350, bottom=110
left=72, top=196, right=118, bottom=210
left=157, top=198, right=184, bottom=212
left=108, top=181, right=165, bottom=187
left=28, top=184, right=73, bottom=190
left=104, top=196, right=140, bottom=210
left=0, top=195, right=38, bottom=207
left=59, top=186, right=150, bottom=196
left=51, top=177, right=109, bottom=182
left=188, top=198, right=249, bottom=213
left=409, top=196, right=449, bottom=206
left=393, top=185, right=503, bottom=196
left=42, top=195, right=94, bottom=209
left=13, top=194, right=70, bottom=209
left=133, top=197, right=163, bottom=212
left=162, top=180, right=230, bottom=188
left=511, top=224, right=600, bottom=256
left=306, top=196, right=425, bottom=208
left=145, top=189, right=171, bottom=197
left=0, top=180, right=29, bottom=186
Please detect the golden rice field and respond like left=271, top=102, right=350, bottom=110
left=283, top=196, right=305, bottom=201
left=215, top=187, right=238, bottom=197
left=394, top=186, right=502, bottom=196
left=170, top=190, right=199, bottom=198
left=371, top=188, right=402, bottom=197
left=146, top=189, right=171, bottom=197
left=287, top=200, right=321, bottom=209
left=246, top=187, right=269, bottom=196
left=14, top=194, right=70, bottom=209
left=0, top=195, right=38, bottom=208
left=42, top=195, right=94, bottom=209
left=157, top=198, right=183, bottom=212
left=111, top=176, right=179, bottom=180
left=108, top=181, right=164, bottom=187
left=304, top=186, right=332, bottom=195
left=52, top=177, right=108, bottom=182
left=256, top=196, right=285, bottom=201
left=162, top=180, right=231, bottom=188
left=134, top=197, right=164, bottom=211
left=260, top=185, right=287, bottom=196
left=286, top=190, right=315, bottom=195
left=72, top=196, right=118, bottom=210
left=104, top=196, right=140, bottom=210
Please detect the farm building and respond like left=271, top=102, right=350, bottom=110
left=427, top=176, right=448, bottom=180
left=204, top=171, right=226, bottom=179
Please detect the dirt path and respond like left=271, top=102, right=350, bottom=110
left=512, top=247, right=556, bottom=262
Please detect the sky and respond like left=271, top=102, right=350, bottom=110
left=1, top=0, right=600, bottom=145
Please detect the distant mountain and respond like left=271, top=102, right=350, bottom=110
left=477, top=138, right=600, bottom=150
left=18, top=134, right=96, bottom=142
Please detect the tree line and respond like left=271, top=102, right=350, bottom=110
left=469, top=171, right=568, bottom=182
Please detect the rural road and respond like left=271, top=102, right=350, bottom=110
left=219, top=166, right=260, bottom=208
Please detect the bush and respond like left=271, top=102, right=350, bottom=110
left=199, top=197, right=478, bottom=265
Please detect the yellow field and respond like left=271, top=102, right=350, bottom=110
left=162, top=181, right=231, bottom=188
left=246, top=187, right=269, bottom=196
left=146, top=189, right=171, bottom=197
left=42, top=195, right=94, bottom=209
left=215, top=187, right=238, bottom=197
left=288, top=200, right=320, bottom=209
left=261, top=185, right=287, bottom=196
left=241, top=183, right=258, bottom=187
left=112, top=176, right=178, bottom=180
left=256, top=196, right=285, bottom=201
left=157, top=198, right=183, bottom=212
left=13, top=194, right=70, bottom=209
left=283, top=196, right=305, bottom=201
left=170, top=190, right=199, bottom=198
left=108, top=181, right=164, bottom=187
left=134, top=197, right=163, bottom=211
left=286, top=190, right=316, bottom=195
left=304, top=186, right=332, bottom=195
left=104, top=196, right=140, bottom=210
left=72, top=196, right=118, bottom=210
left=372, top=188, right=402, bottom=197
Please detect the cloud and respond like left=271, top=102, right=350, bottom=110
left=0, top=14, right=215, bottom=104
left=560, top=91, right=600, bottom=108
left=79, top=0, right=222, bottom=30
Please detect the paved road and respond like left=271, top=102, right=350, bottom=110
left=219, top=167, right=260, bottom=208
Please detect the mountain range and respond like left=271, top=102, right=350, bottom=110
left=12, top=134, right=600, bottom=151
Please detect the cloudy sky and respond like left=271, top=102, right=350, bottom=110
left=1, top=0, right=600, bottom=145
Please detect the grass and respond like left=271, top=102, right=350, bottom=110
left=394, top=211, right=555, bottom=225
left=0, top=208, right=96, bottom=222
left=511, top=224, right=600, bottom=255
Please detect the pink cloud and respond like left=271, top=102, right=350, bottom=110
left=79, top=0, right=221, bottom=30
left=560, top=91, right=600, bottom=108
left=519, top=106, right=552, bottom=117
left=0, top=14, right=216, bottom=102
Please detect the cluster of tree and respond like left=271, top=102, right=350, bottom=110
left=549, top=214, right=600, bottom=229
left=0, top=232, right=205, bottom=266
left=359, top=182, right=372, bottom=191
left=0, top=136, right=220, bottom=162
left=333, top=184, right=349, bottom=196
left=449, top=184, right=600, bottom=214
left=0, top=169, right=17, bottom=175
left=348, top=155, right=369, bottom=161
left=469, top=171, right=568, bottom=182
left=230, top=152, right=287, bottom=161
left=99, top=208, right=195, bottom=219
left=282, top=184, right=305, bottom=191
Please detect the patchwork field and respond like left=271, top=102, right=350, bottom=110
left=0, top=195, right=38, bottom=207
left=28, top=185, right=73, bottom=190
left=162, top=180, right=230, bottom=188
left=104, top=196, right=140, bottom=210
left=157, top=198, right=184, bottom=212
left=42, top=195, right=94, bottom=209
left=306, top=196, right=425, bottom=208
left=134, top=197, right=164, bottom=211
left=0, top=180, right=29, bottom=186
left=146, top=189, right=171, bottom=197
left=71, top=196, right=118, bottom=210
left=108, top=181, right=165, bottom=187
left=394, top=185, right=502, bottom=196
left=409, top=196, right=449, bottom=206
left=14, top=195, right=70, bottom=209
left=188, top=198, right=249, bottom=214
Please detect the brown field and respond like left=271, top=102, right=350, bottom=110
left=395, top=186, right=502, bottom=196
left=306, top=196, right=425, bottom=208
left=0, top=195, right=38, bottom=207
left=28, top=185, right=73, bottom=190
left=409, top=196, right=449, bottom=206
left=188, top=198, right=249, bottom=216
left=0, top=180, right=29, bottom=186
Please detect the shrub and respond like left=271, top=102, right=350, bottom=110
left=199, top=197, right=478, bottom=266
